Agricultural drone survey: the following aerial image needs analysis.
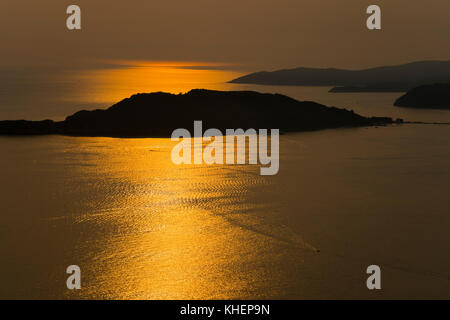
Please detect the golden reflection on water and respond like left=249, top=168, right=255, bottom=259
left=4, top=126, right=450, bottom=299
left=72, top=61, right=245, bottom=106
left=61, top=137, right=314, bottom=299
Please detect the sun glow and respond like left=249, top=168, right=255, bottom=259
left=72, top=60, right=245, bottom=106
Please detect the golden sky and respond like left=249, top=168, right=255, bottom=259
left=1, top=0, right=449, bottom=70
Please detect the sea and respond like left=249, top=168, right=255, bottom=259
left=1, top=63, right=449, bottom=299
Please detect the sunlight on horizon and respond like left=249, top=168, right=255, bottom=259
left=70, top=60, right=246, bottom=106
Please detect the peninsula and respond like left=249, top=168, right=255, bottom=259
left=229, top=61, right=450, bottom=93
left=394, top=84, right=450, bottom=109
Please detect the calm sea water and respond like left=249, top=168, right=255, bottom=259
left=1, top=65, right=450, bottom=299
left=1, top=125, right=450, bottom=299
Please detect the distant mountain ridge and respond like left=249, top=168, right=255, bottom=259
left=0, top=89, right=399, bottom=137
left=229, top=61, right=450, bottom=92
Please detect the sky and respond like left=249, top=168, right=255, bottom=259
left=1, top=0, right=450, bottom=71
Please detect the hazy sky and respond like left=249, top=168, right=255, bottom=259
left=1, top=0, right=450, bottom=70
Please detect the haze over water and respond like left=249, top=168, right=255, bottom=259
left=2, top=61, right=450, bottom=123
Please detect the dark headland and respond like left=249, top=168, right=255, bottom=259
left=0, top=89, right=401, bottom=137
left=394, top=84, right=450, bottom=109
left=230, top=61, right=450, bottom=93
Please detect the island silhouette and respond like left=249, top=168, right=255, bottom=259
left=0, top=89, right=401, bottom=137
left=394, top=84, right=450, bottom=109
left=230, top=61, right=450, bottom=93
